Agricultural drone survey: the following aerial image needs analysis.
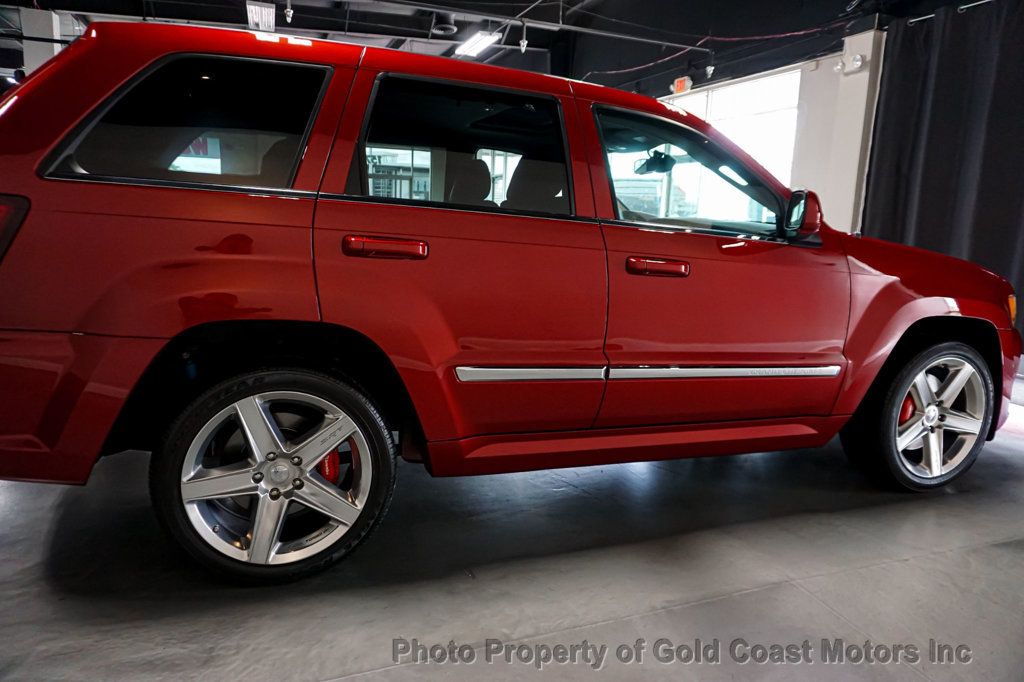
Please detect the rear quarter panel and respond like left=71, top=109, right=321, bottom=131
left=0, top=24, right=358, bottom=483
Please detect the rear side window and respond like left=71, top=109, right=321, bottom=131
left=49, top=56, right=328, bottom=189
left=348, top=76, right=572, bottom=216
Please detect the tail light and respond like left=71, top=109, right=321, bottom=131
left=0, top=194, right=29, bottom=263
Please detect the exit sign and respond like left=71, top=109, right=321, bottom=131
left=246, top=1, right=276, bottom=32
left=672, top=76, right=693, bottom=95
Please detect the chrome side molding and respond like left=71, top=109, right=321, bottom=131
left=607, top=366, right=842, bottom=379
left=454, top=365, right=842, bottom=382
left=455, top=367, right=607, bottom=382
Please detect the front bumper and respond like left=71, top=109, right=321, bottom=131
left=995, top=327, right=1022, bottom=433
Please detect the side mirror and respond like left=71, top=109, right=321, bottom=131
left=785, top=190, right=823, bottom=240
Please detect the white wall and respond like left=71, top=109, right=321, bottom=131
left=18, top=8, right=62, bottom=73
left=790, top=60, right=840, bottom=209
left=792, top=29, right=886, bottom=233
left=665, top=29, right=886, bottom=234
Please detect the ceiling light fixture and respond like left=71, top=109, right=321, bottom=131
left=455, top=31, right=501, bottom=57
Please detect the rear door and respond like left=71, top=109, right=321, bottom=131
left=313, top=64, right=607, bottom=441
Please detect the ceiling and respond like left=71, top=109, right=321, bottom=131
left=1, top=0, right=968, bottom=92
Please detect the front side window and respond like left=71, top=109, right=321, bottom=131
left=50, top=56, right=328, bottom=189
left=350, top=77, right=572, bottom=216
left=596, top=109, right=780, bottom=237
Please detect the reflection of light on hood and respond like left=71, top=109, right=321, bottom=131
left=944, top=298, right=961, bottom=314
left=0, top=95, right=17, bottom=119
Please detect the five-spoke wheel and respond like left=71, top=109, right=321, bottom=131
left=841, top=342, right=994, bottom=491
left=893, top=357, right=985, bottom=480
left=152, top=370, right=395, bottom=581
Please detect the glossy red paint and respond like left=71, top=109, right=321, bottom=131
left=624, top=256, right=691, bottom=277
left=834, top=233, right=1018, bottom=418
left=313, top=64, right=606, bottom=440
left=0, top=330, right=164, bottom=483
left=0, top=22, right=1018, bottom=485
left=428, top=416, right=850, bottom=476
left=595, top=223, right=850, bottom=428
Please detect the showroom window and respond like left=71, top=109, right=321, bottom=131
left=596, top=108, right=780, bottom=236
left=665, top=69, right=801, bottom=186
left=350, top=77, right=572, bottom=216
left=48, top=56, right=329, bottom=189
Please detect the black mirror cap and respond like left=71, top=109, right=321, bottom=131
left=785, top=190, right=823, bottom=241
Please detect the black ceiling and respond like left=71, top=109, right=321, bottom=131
left=1, top=0, right=968, bottom=93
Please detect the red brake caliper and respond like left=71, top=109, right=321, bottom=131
left=317, top=450, right=341, bottom=484
left=898, top=394, right=916, bottom=424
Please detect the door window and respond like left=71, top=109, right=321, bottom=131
left=349, top=76, right=572, bottom=216
left=48, top=56, right=329, bottom=189
left=595, top=108, right=781, bottom=237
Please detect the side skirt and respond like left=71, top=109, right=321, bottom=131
left=426, top=415, right=851, bottom=476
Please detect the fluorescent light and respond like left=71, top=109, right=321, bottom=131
left=455, top=31, right=501, bottom=57
left=719, top=165, right=748, bottom=186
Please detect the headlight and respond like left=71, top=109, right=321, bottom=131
left=1008, top=294, right=1017, bottom=326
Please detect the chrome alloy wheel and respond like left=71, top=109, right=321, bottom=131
left=894, top=357, right=986, bottom=479
left=180, top=391, right=372, bottom=565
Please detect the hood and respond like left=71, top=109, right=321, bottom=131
left=839, top=231, right=1014, bottom=321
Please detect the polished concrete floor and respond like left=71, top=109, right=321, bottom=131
left=4, top=409, right=1024, bottom=681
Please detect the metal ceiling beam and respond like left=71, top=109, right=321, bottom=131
left=564, top=0, right=605, bottom=18
left=38, top=7, right=549, bottom=53
left=345, top=0, right=713, bottom=54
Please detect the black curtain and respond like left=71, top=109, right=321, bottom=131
left=862, top=0, right=1024, bottom=332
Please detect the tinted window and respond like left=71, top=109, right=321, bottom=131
left=51, top=56, right=327, bottom=189
left=350, top=77, right=572, bottom=216
left=596, top=109, right=780, bottom=237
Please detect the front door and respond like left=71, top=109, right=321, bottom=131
left=587, top=106, right=850, bottom=428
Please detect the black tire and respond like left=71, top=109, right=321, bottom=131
left=840, top=342, right=994, bottom=492
left=150, top=369, right=396, bottom=582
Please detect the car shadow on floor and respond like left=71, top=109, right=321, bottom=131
left=41, top=436, right=1024, bottom=615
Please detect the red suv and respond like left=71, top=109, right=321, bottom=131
left=1, top=23, right=1019, bottom=581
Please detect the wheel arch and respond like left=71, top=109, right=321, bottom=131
left=845, top=315, right=1003, bottom=439
left=101, top=319, right=428, bottom=463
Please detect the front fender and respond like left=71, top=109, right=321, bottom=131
left=835, top=240, right=1014, bottom=415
